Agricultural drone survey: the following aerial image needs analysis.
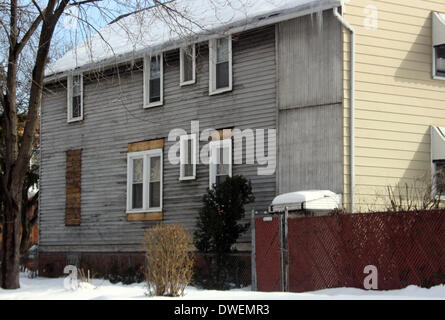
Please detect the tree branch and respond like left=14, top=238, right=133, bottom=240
left=0, top=19, right=13, bottom=47
left=31, top=0, right=44, bottom=18
left=70, top=0, right=103, bottom=6
left=54, top=0, right=71, bottom=19
left=16, top=11, right=45, bottom=55
left=9, top=0, right=18, bottom=46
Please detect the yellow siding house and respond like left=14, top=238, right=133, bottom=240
left=340, top=0, right=445, bottom=211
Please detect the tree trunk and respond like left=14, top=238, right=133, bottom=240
left=19, top=220, right=30, bottom=256
left=1, top=193, right=22, bottom=289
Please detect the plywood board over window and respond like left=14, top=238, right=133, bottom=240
left=126, top=138, right=164, bottom=221
left=210, top=128, right=233, bottom=141
left=66, top=149, right=82, bottom=226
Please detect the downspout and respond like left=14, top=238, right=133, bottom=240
left=333, top=6, right=355, bottom=213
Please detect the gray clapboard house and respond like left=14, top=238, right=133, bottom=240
left=39, top=0, right=344, bottom=272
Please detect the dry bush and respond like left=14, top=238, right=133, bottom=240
left=384, top=170, right=444, bottom=212
left=77, top=268, right=96, bottom=284
left=143, top=224, right=194, bottom=297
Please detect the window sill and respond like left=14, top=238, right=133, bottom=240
left=126, top=211, right=163, bottom=221
left=209, top=86, right=232, bottom=96
left=180, top=79, right=196, bottom=87
left=67, top=117, right=83, bottom=123
left=179, top=176, right=196, bottom=181
left=433, top=75, right=445, bottom=81
left=144, top=101, right=163, bottom=108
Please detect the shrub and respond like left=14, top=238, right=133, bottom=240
left=194, top=175, right=254, bottom=289
left=143, top=224, right=194, bottom=297
left=106, top=264, right=144, bottom=285
left=384, top=169, right=445, bottom=212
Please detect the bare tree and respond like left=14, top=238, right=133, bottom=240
left=0, top=0, right=153, bottom=290
left=0, top=0, right=105, bottom=290
left=0, top=0, right=245, bottom=289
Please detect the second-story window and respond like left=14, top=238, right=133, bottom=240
left=209, top=36, right=232, bottom=95
left=67, top=74, right=83, bottom=122
left=144, top=54, right=163, bottom=108
left=180, top=45, right=196, bottom=86
left=432, top=12, right=445, bottom=79
left=435, top=45, right=445, bottom=77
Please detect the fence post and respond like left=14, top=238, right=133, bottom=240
left=284, top=207, right=289, bottom=292
left=279, top=208, right=290, bottom=292
left=279, top=212, right=284, bottom=291
left=251, top=209, right=257, bottom=291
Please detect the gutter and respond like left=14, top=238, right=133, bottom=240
left=333, top=6, right=355, bottom=213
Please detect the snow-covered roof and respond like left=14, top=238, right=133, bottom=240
left=271, top=190, right=338, bottom=205
left=269, top=190, right=342, bottom=212
left=45, top=0, right=344, bottom=80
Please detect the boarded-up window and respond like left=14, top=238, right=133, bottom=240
left=66, top=149, right=82, bottom=226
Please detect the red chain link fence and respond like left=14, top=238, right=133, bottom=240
left=255, top=210, right=445, bottom=292
left=255, top=216, right=282, bottom=291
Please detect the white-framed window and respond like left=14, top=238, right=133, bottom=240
left=180, top=134, right=197, bottom=180
left=431, top=126, right=445, bottom=199
left=144, top=53, right=163, bottom=108
left=209, top=139, right=232, bottom=188
left=433, top=160, right=445, bottom=200
left=126, top=149, right=163, bottom=213
left=434, top=45, right=445, bottom=78
left=180, top=45, right=196, bottom=86
left=209, top=36, right=232, bottom=95
left=432, top=12, right=445, bottom=79
left=67, top=74, right=83, bottom=122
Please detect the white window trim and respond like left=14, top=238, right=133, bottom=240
left=179, top=134, right=197, bottom=180
left=432, top=161, right=445, bottom=201
left=67, top=73, right=83, bottom=123
left=126, top=149, right=163, bottom=214
left=180, top=45, right=196, bottom=86
left=432, top=48, right=445, bottom=80
left=144, top=53, right=164, bottom=108
left=209, top=139, right=232, bottom=189
left=209, top=36, right=233, bottom=95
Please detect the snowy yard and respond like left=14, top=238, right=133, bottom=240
left=0, top=273, right=443, bottom=300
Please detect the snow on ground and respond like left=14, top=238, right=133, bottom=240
left=0, top=273, right=443, bottom=300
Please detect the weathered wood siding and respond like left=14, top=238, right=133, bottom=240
left=277, top=11, right=344, bottom=195
left=39, top=26, right=277, bottom=252
left=278, top=104, right=343, bottom=194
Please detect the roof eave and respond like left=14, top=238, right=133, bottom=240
left=43, top=0, right=344, bottom=84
